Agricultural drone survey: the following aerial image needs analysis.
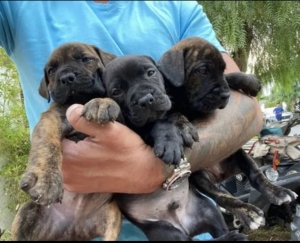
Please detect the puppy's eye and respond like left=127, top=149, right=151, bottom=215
left=48, top=68, right=54, bottom=76
left=82, top=57, right=94, bottom=63
left=112, top=88, right=122, bottom=96
left=147, top=70, right=155, bottom=77
left=197, top=67, right=208, bottom=75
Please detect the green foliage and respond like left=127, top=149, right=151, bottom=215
left=263, top=81, right=300, bottom=111
left=0, top=48, right=30, bottom=209
left=200, top=1, right=300, bottom=110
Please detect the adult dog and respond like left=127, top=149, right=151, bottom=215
left=82, top=54, right=248, bottom=241
left=156, top=36, right=298, bottom=230
left=11, top=43, right=122, bottom=241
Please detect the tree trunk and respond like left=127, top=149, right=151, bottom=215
left=231, top=23, right=254, bottom=72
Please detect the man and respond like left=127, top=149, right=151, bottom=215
left=273, top=103, right=284, bottom=122
left=0, top=1, right=263, bottom=240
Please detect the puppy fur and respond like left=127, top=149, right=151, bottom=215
left=11, top=42, right=122, bottom=241
left=156, top=36, right=298, bottom=230
left=82, top=54, right=248, bottom=241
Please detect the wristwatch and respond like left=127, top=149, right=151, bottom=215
left=162, top=157, right=191, bottom=190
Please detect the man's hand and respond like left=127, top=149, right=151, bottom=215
left=61, top=104, right=169, bottom=194
left=61, top=53, right=263, bottom=195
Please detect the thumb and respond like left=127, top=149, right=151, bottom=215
left=66, top=104, right=114, bottom=138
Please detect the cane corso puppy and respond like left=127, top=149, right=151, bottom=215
left=156, top=36, right=298, bottom=230
left=82, top=54, right=248, bottom=241
left=11, top=43, right=122, bottom=241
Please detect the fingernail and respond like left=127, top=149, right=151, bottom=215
left=66, top=104, right=81, bottom=118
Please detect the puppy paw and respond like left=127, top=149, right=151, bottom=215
left=20, top=167, right=63, bottom=206
left=81, top=98, right=121, bottom=124
left=178, top=121, right=199, bottom=148
left=225, top=72, right=261, bottom=97
left=232, top=202, right=265, bottom=230
left=167, top=112, right=199, bottom=148
left=244, top=74, right=262, bottom=97
left=265, top=185, right=298, bottom=205
left=154, top=139, right=184, bottom=166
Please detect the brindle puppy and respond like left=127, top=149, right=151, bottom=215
left=11, top=43, right=122, bottom=241
left=82, top=55, right=248, bottom=241
left=156, top=36, right=298, bottom=230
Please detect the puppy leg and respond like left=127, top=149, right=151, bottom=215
left=225, top=72, right=261, bottom=97
left=137, top=221, right=247, bottom=241
left=190, top=170, right=265, bottom=230
left=138, top=221, right=194, bottom=241
left=193, top=190, right=229, bottom=238
left=190, top=194, right=248, bottom=241
left=11, top=201, right=50, bottom=241
left=150, top=112, right=199, bottom=165
left=211, top=230, right=248, bottom=241
left=19, top=103, right=71, bottom=206
left=234, top=148, right=298, bottom=205
left=11, top=194, right=121, bottom=241
left=102, top=200, right=122, bottom=241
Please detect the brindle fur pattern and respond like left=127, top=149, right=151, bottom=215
left=157, top=37, right=261, bottom=118
left=82, top=54, right=248, bottom=241
left=157, top=37, right=298, bottom=230
left=11, top=43, right=122, bottom=241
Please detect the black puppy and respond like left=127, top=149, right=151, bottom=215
left=156, top=36, right=298, bottom=230
left=82, top=54, right=247, bottom=241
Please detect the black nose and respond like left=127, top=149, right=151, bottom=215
left=138, top=94, right=154, bottom=108
left=60, top=73, right=76, bottom=85
left=212, top=87, right=230, bottom=100
left=220, top=91, right=230, bottom=99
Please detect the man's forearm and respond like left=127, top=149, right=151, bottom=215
left=221, top=52, right=240, bottom=74
left=187, top=90, right=263, bottom=171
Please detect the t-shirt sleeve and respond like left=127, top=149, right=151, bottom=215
left=179, top=1, right=227, bottom=53
left=0, top=2, right=16, bottom=56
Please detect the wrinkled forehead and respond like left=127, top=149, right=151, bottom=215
left=103, top=56, right=156, bottom=87
left=105, top=56, right=155, bottom=76
left=173, top=38, right=225, bottom=70
left=178, top=39, right=221, bottom=58
left=46, top=43, right=97, bottom=67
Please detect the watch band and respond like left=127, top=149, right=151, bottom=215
left=162, top=157, right=191, bottom=190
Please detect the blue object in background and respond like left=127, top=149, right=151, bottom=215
left=260, top=126, right=283, bottom=137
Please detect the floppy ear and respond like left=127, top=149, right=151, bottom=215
left=156, top=50, right=185, bottom=87
left=38, top=70, right=51, bottom=103
left=92, top=45, right=117, bottom=66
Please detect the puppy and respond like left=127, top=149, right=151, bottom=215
left=156, top=36, right=298, bottom=230
left=82, top=55, right=248, bottom=241
left=11, top=43, right=122, bottom=241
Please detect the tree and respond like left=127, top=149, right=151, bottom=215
left=200, top=1, right=300, bottom=87
left=0, top=47, right=29, bottom=210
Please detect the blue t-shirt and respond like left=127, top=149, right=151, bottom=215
left=0, top=1, right=226, bottom=240
left=0, top=1, right=226, bottom=135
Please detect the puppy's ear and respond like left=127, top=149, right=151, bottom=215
left=92, top=46, right=117, bottom=66
left=143, top=55, right=156, bottom=64
left=157, top=50, right=185, bottom=87
left=38, top=70, right=51, bottom=103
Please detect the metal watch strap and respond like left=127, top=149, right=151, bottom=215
left=162, top=157, right=191, bottom=190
